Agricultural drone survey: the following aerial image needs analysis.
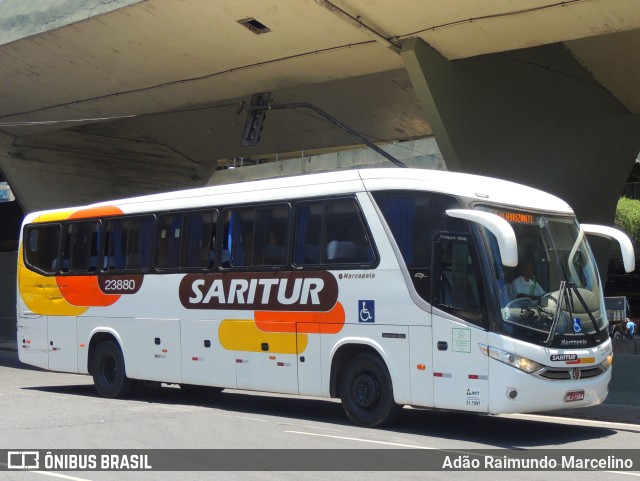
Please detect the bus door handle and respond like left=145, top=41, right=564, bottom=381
left=437, top=341, right=448, bottom=351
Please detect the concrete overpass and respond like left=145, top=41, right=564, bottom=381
left=0, top=0, right=638, bottom=221
left=1, top=0, right=640, bottom=397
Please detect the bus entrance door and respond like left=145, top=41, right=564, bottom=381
left=430, top=233, right=489, bottom=412
left=431, top=314, right=489, bottom=412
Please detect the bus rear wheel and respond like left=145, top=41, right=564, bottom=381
left=339, top=353, right=399, bottom=427
left=92, top=340, right=136, bottom=399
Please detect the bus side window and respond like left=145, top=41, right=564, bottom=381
left=157, top=214, right=182, bottom=269
left=372, top=190, right=465, bottom=303
left=293, top=203, right=323, bottom=265
left=24, top=224, right=61, bottom=274
left=432, top=233, right=487, bottom=328
left=324, top=200, right=373, bottom=264
left=223, top=208, right=254, bottom=268
left=223, top=205, right=288, bottom=269
left=61, top=221, right=100, bottom=274
left=254, top=205, right=288, bottom=266
left=182, top=210, right=216, bottom=269
left=103, top=216, right=154, bottom=271
left=294, top=198, right=375, bottom=267
left=157, top=210, right=216, bottom=270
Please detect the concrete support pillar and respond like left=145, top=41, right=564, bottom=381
left=0, top=252, right=17, bottom=338
left=0, top=131, right=18, bottom=201
left=400, top=37, right=640, bottom=227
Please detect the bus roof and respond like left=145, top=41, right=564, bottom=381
left=24, top=168, right=573, bottom=222
left=359, top=169, right=573, bottom=213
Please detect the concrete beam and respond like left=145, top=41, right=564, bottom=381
left=400, top=37, right=640, bottom=227
left=208, top=138, right=445, bottom=185
left=0, top=128, right=216, bottom=213
left=0, top=0, right=142, bottom=46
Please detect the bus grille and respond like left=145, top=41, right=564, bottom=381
left=537, top=365, right=605, bottom=380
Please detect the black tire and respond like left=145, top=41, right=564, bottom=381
left=339, top=353, right=400, bottom=427
left=92, top=340, right=136, bottom=399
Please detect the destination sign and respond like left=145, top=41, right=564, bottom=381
left=498, top=211, right=535, bottom=224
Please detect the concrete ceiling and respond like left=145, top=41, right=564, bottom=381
left=0, top=0, right=639, bottom=198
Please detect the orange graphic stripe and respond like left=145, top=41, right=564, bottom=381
left=69, top=205, right=123, bottom=219
left=254, top=302, right=345, bottom=334
left=566, top=357, right=596, bottom=365
left=56, top=276, right=120, bottom=307
left=57, top=207, right=124, bottom=307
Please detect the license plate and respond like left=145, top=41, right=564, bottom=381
left=564, top=390, right=585, bottom=402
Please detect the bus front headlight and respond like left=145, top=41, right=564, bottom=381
left=480, top=344, right=544, bottom=374
left=600, top=354, right=613, bottom=370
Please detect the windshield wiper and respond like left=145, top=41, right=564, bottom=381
left=545, top=281, right=566, bottom=345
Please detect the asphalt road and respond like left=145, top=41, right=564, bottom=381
left=0, top=349, right=639, bottom=481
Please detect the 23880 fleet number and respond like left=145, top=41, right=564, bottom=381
left=103, top=279, right=136, bottom=291
left=98, top=275, right=143, bottom=295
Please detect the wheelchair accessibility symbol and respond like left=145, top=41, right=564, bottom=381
left=359, top=300, right=375, bottom=323
left=573, top=318, right=582, bottom=333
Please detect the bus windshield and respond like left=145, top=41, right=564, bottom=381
left=478, top=207, right=606, bottom=348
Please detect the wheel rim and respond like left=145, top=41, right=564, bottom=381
left=351, top=372, right=379, bottom=409
left=101, top=355, right=117, bottom=386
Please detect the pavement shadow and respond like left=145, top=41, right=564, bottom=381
left=0, top=349, right=46, bottom=371
left=22, top=383, right=617, bottom=448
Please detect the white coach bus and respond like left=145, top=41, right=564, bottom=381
left=17, top=168, right=634, bottom=427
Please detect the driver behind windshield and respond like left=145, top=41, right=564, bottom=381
left=509, top=260, right=545, bottom=299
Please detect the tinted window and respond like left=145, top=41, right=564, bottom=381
left=103, top=216, right=155, bottom=271
left=223, top=204, right=289, bottom=268
left=157, top=211, right=216, bottom=270
left=24, top=224, right=61, bottom=274
left=61, top=221, right=100, bottom=273
left=433, top=234, right=487, bottom=328
left=294, top=203, right=323, bottom=264
left=157, top=214, right=182, bottom=269
left=182, top=211, right=216, bottom=269
left=294, top=198, right=375, bottom=267
left=372, top=191, right=464, bottom=302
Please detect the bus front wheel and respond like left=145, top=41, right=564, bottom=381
left=92, top=340, right=136, bottom=399
left=339, top=353, right=399, bottom=427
